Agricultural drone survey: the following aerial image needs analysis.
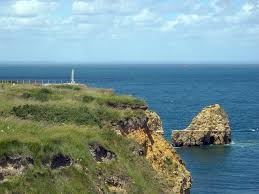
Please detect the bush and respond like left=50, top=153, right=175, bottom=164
left=21, top=92, right=32, bottom=99
left=82, top=96, right=95, bottom=103
left=39, top=88, right=52, bottom=94
left=21, top=88, right=52, bottom=102
left=96, top=95, right=146, bottom=108
left=11, top=103, right=138, bottom=128
left=11, top=104, right=115, bottom=126
left=53, top=85, right=81, bottom=90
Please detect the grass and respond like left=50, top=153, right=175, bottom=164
left=0, top=83, right=171, bottom=193
left=0, top=117, right=167, bottom=193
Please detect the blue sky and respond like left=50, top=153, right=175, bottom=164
left=0, top=0, right=259, bottom=64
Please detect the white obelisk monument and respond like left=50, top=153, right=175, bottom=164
left=71, top=69, right=75, bottom=84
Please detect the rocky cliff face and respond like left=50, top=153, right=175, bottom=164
left=117, top=110, right=192, bottom=194
left=172, top=104, right=231, bottom=147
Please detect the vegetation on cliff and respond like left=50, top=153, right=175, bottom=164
left=0, top=83, right=191, bottom=193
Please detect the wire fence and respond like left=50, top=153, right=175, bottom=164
left=0, top=80, right=73, bottom=85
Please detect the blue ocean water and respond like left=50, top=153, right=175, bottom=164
left=0, top=65, right=259, bottom=193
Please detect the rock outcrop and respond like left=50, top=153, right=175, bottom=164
left=89, top=143, right=116, bottom=162
left=172, top=104, right=231, bottom=147
left=146, top=110, right=164, bottom=135
left=50, top=153, right=72, bottom=169
left=0, top=154, right=34, bottom=182
left=117, top=110, right=192, bottom=194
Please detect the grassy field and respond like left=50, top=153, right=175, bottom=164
left=0, top=83, right=170, bottom=193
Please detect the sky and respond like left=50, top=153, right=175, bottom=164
left=0, top=0, right=259, bottom=64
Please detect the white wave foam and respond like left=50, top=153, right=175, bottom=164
left=249, top=128, right=259, bottom=132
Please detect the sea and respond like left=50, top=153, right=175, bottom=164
left=0, top=65, right=259, bottom=194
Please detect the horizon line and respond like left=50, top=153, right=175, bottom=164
left=0, top=61, right=259, bottom=66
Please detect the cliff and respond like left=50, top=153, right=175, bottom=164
left=117, top=110, right=191, bottom=193
left=0, top=83, right=191, bottom=194
left=172, top=104, right=231, bottom=147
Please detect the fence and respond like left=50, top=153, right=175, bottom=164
left=0, top=80, right=73, bottom=85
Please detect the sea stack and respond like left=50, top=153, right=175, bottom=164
left=172, top=104, right=231, bottom=147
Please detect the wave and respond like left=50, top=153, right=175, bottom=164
left=249, top=128, right=259, bottom=132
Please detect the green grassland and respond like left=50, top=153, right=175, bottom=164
left=0, top=83, right=170, bottom=193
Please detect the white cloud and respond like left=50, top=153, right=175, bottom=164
left=210, top=0, right=232, bottom=13
left=72, top=0, right=140, bottom=15
left=225, top=1, right=259, bottom=25
left=132, top=9, right=160, bottom=24
left=0, top=16, right=52, bottom=31
left=112, top=8, right=163, bottom=31
left=72, top=1, right=95, bottom=14
left=161, top=14, right=209, bottom=32
left=0, top=0, right=258, bottom=40
left=241, top=3, right=254, bottom=15
left=12, top=0, right=58, bottom=17
left=0, top=0, right=59, bottom=33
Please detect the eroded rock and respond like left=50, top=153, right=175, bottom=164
left=107, top=102, right=148, bottom=110
left=121, top=110, right=192, bottom=194
left=146, top=110, right=164, bottom=135
left=89, top=143, right=116, bottom=162
left=116, top=116, right=148, bottom=134
left=105, top=176, right=121, bottom=187
left=105, top=175, right=128, bottom=193
left=0, top=154, right=34, bottom=182
left=51, top=153, right=72, bottom=169
left=172, top=104, right=231, bottom=147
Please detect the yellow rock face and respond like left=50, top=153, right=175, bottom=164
left=126, top=111, right=192, bottom=194
left=172, top=104, right=231, bottom=147
left=146, top=110, right=164, bottom=135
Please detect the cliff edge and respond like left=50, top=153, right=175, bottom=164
left=117, top=110, right=192, bottom=194
left=172, top=104, right=231, bottom=147
left=0, top=83, right=191, bottom=194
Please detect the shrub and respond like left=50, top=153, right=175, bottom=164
left=82, top=96, right=95, bottom=103
left=39, top=88, right=52, bottom=94
left=11, top=103, right=137, bottom=128
left=53, top=85, right=81, bottom=90
left=21, top=88, right=52, bottom=102
left=96, top=95, right=146, bottom=108
left=21, top=92, right=32, bottom=99
left=12, top=104, right=103, bottom=126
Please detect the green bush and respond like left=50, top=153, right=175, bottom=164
left=11, top=104, right=125, bottom=127
left=96, top=95, right=146, bottom=108
left=82, top=95, right=95, bottom=103
left=53, top=85, right=81, bottom=90
left=21, top=88, right=52, bottom=102
left=21, top=92, right=32, bottom=99
left=39, top=88, right=52, bottom=94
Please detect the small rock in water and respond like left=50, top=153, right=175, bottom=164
left=172, top=104, right=232, bottom=147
